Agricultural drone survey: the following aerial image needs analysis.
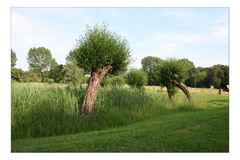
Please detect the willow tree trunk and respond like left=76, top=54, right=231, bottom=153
left=81, top=65, right=112, bottom=116
left=174, top=80, right=192, bottom=101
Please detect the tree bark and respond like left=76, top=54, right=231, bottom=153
left=81, top=65, right=112, bottom=116
left=174, top=80, right=192, bottom=101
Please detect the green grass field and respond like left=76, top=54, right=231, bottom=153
left=11, top=82, right=229, bottom=152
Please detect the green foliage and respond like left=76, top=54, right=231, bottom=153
left=185, top=67, right=197, bottom=87
left=157, top=59, right=188, bottom=87
left=27, top=47, right=53, bottom=74
left=125, top=69, right=148, bottom=88
left=101, top=75, right=125, bottom=87
left=63, top=62, right=85, bottom=84
left=205, top=65, right=229, bottom=89
left=50, top=58, right=58, bottom=70
left=49, top=64, right=65, bottom=83
left=195, top=68, right=208, bottom=88
left=69, top=24, right=131, bottom=74
left=221, top=65, right=229, bottom=87
left=179, top=59, right=195, bottom=73
left=179, top=58, right=196, bottom=86
left=141, top=56, right=163, bottom=85
left=11, top=68, right=24, bottom=82
left=42, top=78, right=54, bottom=84
left=24, top=70, right=40, bottom=82
left=11, top=49, right=17, bottom=68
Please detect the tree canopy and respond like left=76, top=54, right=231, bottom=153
left=141, top=56, right=163, bottom=85
left=157, top=59, right=188, bottom=87
left=63, top=62, right=85, bottom=84
left=27, top=47, right=54, bottom=81
left=11, top=49, right=17, bottom=68
left=27, top=47, right=53, bottom=73
left=205, top=64, right=229, bottom=89
left=69, top=24, right=131, bottom=75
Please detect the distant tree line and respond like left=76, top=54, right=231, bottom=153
left=11, top=49, right=229, bottom=91
left=11, top=47, right=87, bottom=84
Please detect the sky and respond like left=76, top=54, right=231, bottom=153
left=11, top=8, right=228, bottom=71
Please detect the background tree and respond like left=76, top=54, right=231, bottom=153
left=50, top=58, right=58, bottom=70
left=125, top=69, right=147, bottom=88
left=220, top=65, right=229, bottom=88
left=101, top=74, right=125, bottom=87
left=27, top=47, right=53, bottom=81
left=141, top=56, right=163, bottom=85
left=49, top=64, right=65, bottom=83
left=156, top=59, right=191, bottom=101
left=195, top=67, right=208, bottom=88
left=204, top=65, right=229, bottom=89
left=63, top=62, right=85, bottom=84
left=11, top=49, right=17, bottom=68
left=185, top=67, right=197, bottom=88
left=180, top=59, right=196, bottom=88
left=69, top=24, right=131, bottom=116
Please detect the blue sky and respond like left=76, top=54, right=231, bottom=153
left=11, top=8, right=228, bottom=71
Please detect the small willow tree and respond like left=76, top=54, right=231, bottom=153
left=69, top=24, right=131, bottom=116
left=157, top=59, right=192, bottom=101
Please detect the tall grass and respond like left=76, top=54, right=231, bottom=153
left=12, top=83, right=80, bottom=139
left=12, top=83, right=196, bottom=139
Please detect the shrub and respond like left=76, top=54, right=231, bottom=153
left=24, top=71, right=40, bottom=82
left=125, top=69, right=148, bottom=88
left=11, top=68, right=24, bottom=82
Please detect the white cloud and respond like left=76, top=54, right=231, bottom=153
left=129, top=23, right=228, bottom=69
left=152, top=25, right=228, bottom=45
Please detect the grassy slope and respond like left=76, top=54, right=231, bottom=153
left=12, top=105, right=228, bottom=152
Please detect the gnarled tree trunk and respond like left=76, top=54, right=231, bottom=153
left=174, top=80, right=192, bottom=101
left=81, top=65, right=112, bottom=116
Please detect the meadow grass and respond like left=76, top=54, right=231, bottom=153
left=11, top=82, right=229, bottom=152
left=12, top=105, right=228, bottom=152
left=12, top=83, right=180, bottom=139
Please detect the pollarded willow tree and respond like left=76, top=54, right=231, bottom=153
left=156, top=59, right=192, bottom=101
left=69, top=24, right=131, bottom=116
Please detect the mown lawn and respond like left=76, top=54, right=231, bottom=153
left=12, top=103, right=228, bottom=152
